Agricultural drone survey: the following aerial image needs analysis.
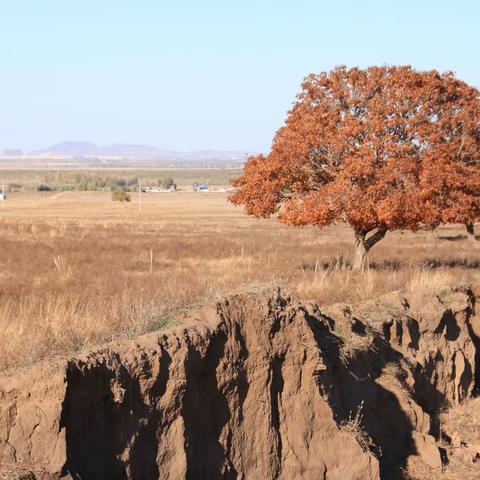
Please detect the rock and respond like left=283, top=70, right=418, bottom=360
left=411, top=431, right=442, bottom=469
left=466, top=442, right=480, bottom=461
left=0, top=467, right=36, bottom=480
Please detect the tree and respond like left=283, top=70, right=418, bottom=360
left=230, top=66, right=480, bottom=269
left=417, top=76, right=480, bottom=241
left=161, top=177, right=175, bottom=190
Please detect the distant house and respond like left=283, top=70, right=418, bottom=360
left=195, top=183, right=209, bottom=192
left=142, top=186, right=175, bottom=193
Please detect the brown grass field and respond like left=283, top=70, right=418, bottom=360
left=0, top=189, right=478, bottom=373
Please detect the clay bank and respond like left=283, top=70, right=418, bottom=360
left=1, top=285, right=480, bottom=479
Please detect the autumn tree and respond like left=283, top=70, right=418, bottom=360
left=418, top=75, right=480, bottom=241
left=230, top=66, right=480, bottom=269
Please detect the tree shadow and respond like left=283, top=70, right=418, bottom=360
left=419, top=258, right=480, bottom=269
left=368, top=260, right=402, bottom=271
left=300, top=253, right=480, bottom=274
left=437, top=234, right=480, bottom=241
left=299, top=258, right=403, bottom=272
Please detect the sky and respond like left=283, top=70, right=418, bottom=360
left=0, top=0, right=479, bottom=153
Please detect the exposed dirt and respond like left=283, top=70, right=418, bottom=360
left=0, top=285, right=479, bottom=479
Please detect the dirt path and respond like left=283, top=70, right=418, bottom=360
left=50, top=191, right=70, bottom=200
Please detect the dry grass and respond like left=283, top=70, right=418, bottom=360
left=340, top=401, right=376, bottom=454
left=407, top=268, right=462, bottom=294
left=0, top=190, right=479, bottom=373
left=440, top=397, right=480, bottom=448
left=330, top=315, right=378, bottom=364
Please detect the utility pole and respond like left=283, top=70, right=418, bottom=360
left=138, top=178, right=142, bottom=212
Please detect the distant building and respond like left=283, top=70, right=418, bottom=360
left=3, top=149, right=23, bottom=156
left=142, top=186, right=173, bottom=193
left=195, top=183, right=209, bottom=192
left=0, top=193, right=6, bottom=201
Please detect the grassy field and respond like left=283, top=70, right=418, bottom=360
left=0, top=190, right=478, bottom=373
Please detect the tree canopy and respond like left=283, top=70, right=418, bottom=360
left=230, top=66, right=480, bottom=268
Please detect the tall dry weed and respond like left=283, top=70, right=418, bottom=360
left=52, top=255, right=72, bottom=281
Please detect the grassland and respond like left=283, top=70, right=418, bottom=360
left=0, top=189, right=478, bottom=373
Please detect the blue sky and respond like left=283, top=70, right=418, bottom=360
left=0, top=0, right=478, bottom=152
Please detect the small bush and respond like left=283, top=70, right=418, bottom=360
left=112, top=189, right=131, bottom=202
left=37, top=184, right=52, bottom=192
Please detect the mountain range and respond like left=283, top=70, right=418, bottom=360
left=32, top=141, right=250, bottom=161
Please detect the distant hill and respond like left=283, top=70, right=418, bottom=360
left=33, top=141, right=250, bottom=161
left=37, top=141, right=101, bottom=156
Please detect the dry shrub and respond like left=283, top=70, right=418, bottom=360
left=333, top=321, right=377, bottom=364
left=112, top=189, right=131, bottom=202
left=340, top=401, right=376, bottom=454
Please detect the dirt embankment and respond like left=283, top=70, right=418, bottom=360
left=0, top=286, right=479, bottom=479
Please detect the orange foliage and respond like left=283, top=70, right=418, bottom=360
left=231, top=66, right=480, bottom=240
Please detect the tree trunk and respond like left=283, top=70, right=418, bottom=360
left=352, top=232, right=369, bottom=270
left=352, top=229, right=387, bottom=270
left=466, top=223, right=476, bottom=241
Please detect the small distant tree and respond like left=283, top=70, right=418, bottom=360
left=161, top=177, right=175, bottom=189
left=230, top=66, right=480, bottom=269
left=126, top=177, right=138, bottom=188
left=8, top=183, right=22, bottom=192
left=112, top=189, right=131, bottom=202
left=37, top=184, right=52, bottom=192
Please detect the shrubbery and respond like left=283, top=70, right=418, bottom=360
left=111, top=189, right=131, bottom=202
left=160, top=177, right=175, bottom=189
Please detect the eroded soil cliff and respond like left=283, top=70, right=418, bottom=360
left=1, top=286, right=479, bottom=479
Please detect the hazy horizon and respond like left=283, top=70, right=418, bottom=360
left=1, top=0, right=479, bottom=153
left=3, top=140, right=253, bottom=155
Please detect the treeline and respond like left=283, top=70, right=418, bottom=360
left=7, top=172, right=175, bottom=192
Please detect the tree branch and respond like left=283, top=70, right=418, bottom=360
left=364, top=229, right=387, bottom=250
